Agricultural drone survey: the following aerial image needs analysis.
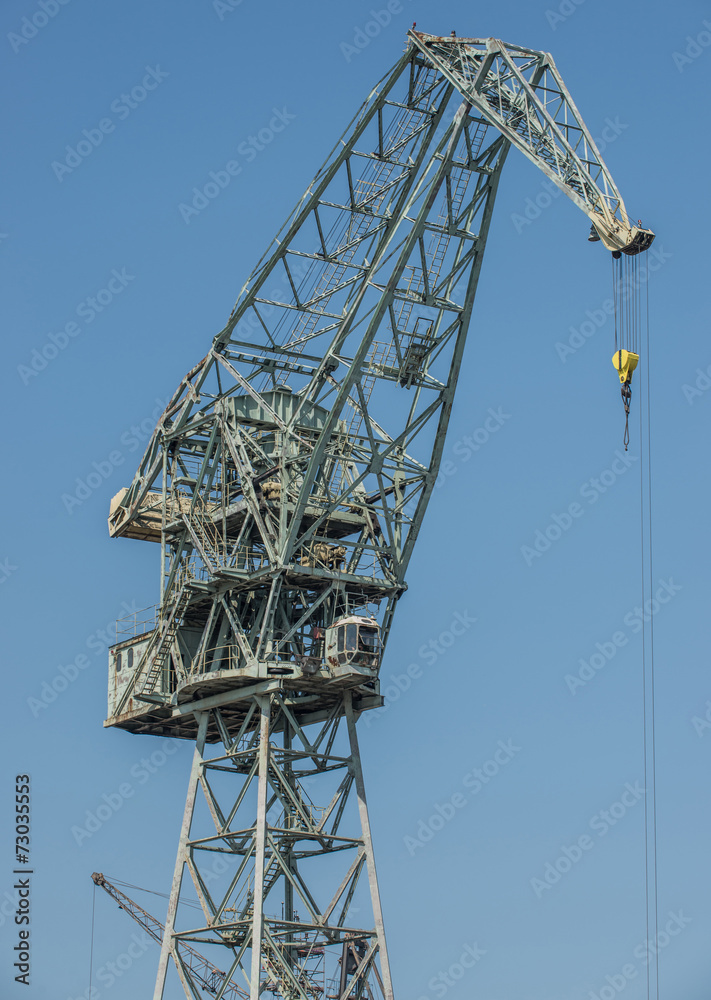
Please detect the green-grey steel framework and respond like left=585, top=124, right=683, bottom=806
left=104, top=31, right=653, bottom=1000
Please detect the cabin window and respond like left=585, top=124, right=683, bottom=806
left=116, top=652, right=122, bottom=672
left=358, top=627, right=379, bottom=652
left=127, top=648, right=134, bottom=670
left=337, top=627, right=344, bottom=652
left=346, top=623, right=358, bottom=651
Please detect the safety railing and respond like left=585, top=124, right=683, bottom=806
left=115, top=605, right=158, bottom=639
left=190, top=643, right=242, bottom=677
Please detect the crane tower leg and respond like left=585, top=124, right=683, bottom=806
left=153, top=711, right=210, bottom=1000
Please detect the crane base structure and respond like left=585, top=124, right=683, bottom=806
left=154, top=694, right=390, bottom=1000
left=102, top=30, right=654, bottom=1000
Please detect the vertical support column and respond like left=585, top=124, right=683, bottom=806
left=153, top=711, right=209, bottom=1000
left=160, top=446, right=167, bottom=603
left=249, top=697, right=271, bottom=998
left=344, top=692, right=394, bottom=1000
left=283, top=720, right=295, bottom=975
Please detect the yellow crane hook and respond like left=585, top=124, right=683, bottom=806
left=612, top=349, right=639, bottom=385
left=613, top=350, right=639, bottom=450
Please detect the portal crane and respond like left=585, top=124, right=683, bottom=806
left=102, top=30, right=654, bottom=1000
left=91, top=872, right=249, bottom=999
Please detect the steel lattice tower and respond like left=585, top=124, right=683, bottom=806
left=104, top=31, right=653, bottom=1000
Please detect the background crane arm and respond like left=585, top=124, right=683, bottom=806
left=91, top=873, right=249, bottom=999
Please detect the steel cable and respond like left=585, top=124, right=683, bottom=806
left=638, top=265, right=658, bottom=1000
left=87, top=882, right=96, bottom=998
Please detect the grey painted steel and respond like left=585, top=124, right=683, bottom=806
left=147, top=695, right=392, bottom=998
left=102, top=30, right=652, bottom=1000
left=249, top=700, right=270, bottom=999
left=154, top=711, right=209, bottom=1000
left=344, top=692, right=393, bottom=1000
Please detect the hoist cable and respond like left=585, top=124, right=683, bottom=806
left=639, top=335, right=649, bottom=1000
left=647, top=273, right=660, bottom=1000
left=639, top=267, right=658, bottom=1000
left=105, top=874, right=204, bottom=910
left=88, top=882, right=96, bottom=998
left=625, top=255, right=629, bottom=352
left=631, top=256, right=638, bottom=355
left=612, top=255, right=619, bottom=352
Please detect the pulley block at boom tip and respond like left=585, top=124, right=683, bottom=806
left=588, top=222, right=655, bottom=257
left=589, top=223, right=655, bottom=257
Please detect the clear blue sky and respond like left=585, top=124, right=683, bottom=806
left=2, top=0, right=711, bottom=997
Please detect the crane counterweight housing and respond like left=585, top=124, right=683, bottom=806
left=103, top=30, right=654, bottom=1000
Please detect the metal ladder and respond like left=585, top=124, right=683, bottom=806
left=281, top=85, right=437, bottom=359
left=181, top=493, right=224, bottom=574
left=139, top=579, right=192, bottom=697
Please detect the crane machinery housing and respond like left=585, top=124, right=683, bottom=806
left=102, top=29, right=654, bottom=1000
